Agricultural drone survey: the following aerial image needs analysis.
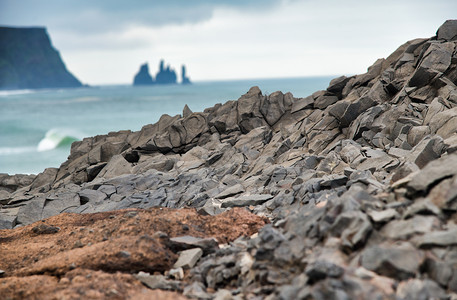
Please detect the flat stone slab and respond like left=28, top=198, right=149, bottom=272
left=221, top=194, right=273, bottom=208
left=173, top=248, right=203, bottom=269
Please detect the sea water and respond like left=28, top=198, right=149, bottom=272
left=0, top=77, right=334, bottom=175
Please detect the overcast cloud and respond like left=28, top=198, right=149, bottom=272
left=1, top=0, right=456, bottom=84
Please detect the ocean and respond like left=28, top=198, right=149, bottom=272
left=0, top=77, right=334, bottom=175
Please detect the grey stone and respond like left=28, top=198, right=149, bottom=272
left=360, top=242, right=424, bottom=280
left=305, top=260, right=344, bottom=283
left=327, top=76, right=351, bottom=96
left=407, top=154, right=457, bottom=195
left=436, top=19, right=457, bottom=41
left=380, top=215, right=439, bottom=240
left=291, top=96, right=313, bottom=113
left=183, top=282, right=211, bottom=299
left=414, top=228, right=457, bottom=247
left=17, top=197, right=46, bottom=225
left=41, top=192, right=80, bottom=219
left=396, top=279, right=448, bottom=300
left=0, top=214, right=17, bottom=229
left=96, top=154, right=132, bottom=179
left=366, top=208, right=399, bottom=223
left=169, top=236, right=219, bottom=254
left=314, top=95, right=338, bottom=110
left=221, top=194, right=273, bottom=208
left=78, top=189, right=107, bottom=204
left=329, top=210, right=372, bottom=250
left=174, top=248, right=203, bottom=269
left=215, top=184, right=245, bottom=199
left=260, top=91, right=286, bottom=126
left=135, top=272, right=180, bottom=291
left=183, top=104, right=193, bottom=118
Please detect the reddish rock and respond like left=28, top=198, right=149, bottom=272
left=0, top=207, right=267, bottom=298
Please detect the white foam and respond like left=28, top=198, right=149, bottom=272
left=0, top=146, right=36, bottom=155
left=37, top=128, right=84, bottom=152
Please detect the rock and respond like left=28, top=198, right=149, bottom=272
left=436, top=19, right=457, bottom=41
left=78, top=189, right=107, bottom=204
left=31, top=223, right=60, bottom=234
left=291, top=95, right=313, bottom=113
left=169, top=236, right=219, bottom=254
left=0, top=214, right=17, bottom=229
left=366, top=208, right=399, bottom=223
left=360, top=242, right=424, bottom=280
left=183, top=282, right=211, bottom=299
left=414, top=228, right=457, bottom=247
left=329, top=210, right=372, bottom=250
left=215, top=184, right=245, bottom=199
left=173, top=248, right=203, bottom=269
left=183, top=104, right=193, bottom=118
left=133, top=63, right=154, bottom=85
left=96, top=155, right=132, bottom=180
left=135, top=272, right=181, bottom=291
left=260, top=91, right=287, bottom=126
left=407, top=154, right=457, bottom=195
left=380, top=215, right=439, bottom=240
left=305, top=260, right=344, bottom=283
left=221, top=194, right=273, bottom=208
left=327, top=75, right=351, bottom=97
left=396, top=279, right=448, bottom=300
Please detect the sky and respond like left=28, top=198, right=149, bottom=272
left=1, top=0, right=456, bottom=85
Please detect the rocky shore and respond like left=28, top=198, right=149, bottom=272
left=1, top=20, right=457, bottom=299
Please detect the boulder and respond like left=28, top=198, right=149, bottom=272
left=436, top=19, right=457, bottom=41
left=360, top=242, right=424, bottom=280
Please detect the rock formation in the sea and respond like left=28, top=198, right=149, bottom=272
left=133, top=63, right=154, bottom=85
left=2, top=20, right=457, bottom=299
left=181, top=64, right=191, bottom=85
left=0, top=27, right=83, bottom=90
left=155, top=60, right=177, bottom=84
left=133, top=59, right=192, bottom=86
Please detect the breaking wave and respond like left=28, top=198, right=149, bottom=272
left=37, top=128, right=84, bottom=152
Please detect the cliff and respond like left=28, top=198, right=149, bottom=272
left=1, top=20, right=457, bottom=299
left=0, top=27, right=82, bottom=90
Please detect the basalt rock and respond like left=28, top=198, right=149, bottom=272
left=2, top=20, right=457, bottom=299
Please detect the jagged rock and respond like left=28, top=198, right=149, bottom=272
left=414, top=228, right=457, bottom=247
left=0, top=214, right=17, bottom=229
left=437, top=19, right=457, bottom=41
left=396, top=279, right=448, bottom=300
left=169, top=236, right=219, bottom=254
left=96, top=155, right=132, bottom=179
left=221, top=194, right=273, bottom=208
left=406, top=154, right=457, bottom=195
left=183, top=104, right=193, bottom=118
left=173, top=248, right=203, bottom=269
left=360, top=242, right=424, bottom=280
left=380, top=215, right=439, bottom=240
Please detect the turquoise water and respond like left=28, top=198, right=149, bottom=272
left=0, top=77, right=334, bottom=175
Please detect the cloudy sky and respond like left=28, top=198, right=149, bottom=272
left=1, top=0, right=456, bottom=85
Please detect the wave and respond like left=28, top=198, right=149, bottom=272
left=37, top=128, right=84, bottom=152
left=0, top=89, right=36, bottom=97
left=0, top=146, right=36, bottom=156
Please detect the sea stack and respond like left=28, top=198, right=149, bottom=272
left=0, top=27, right=83, bottom=90
left=133, top=63, right=154, bottom=85
left=181, top=64, right=191, bottom=84
left=133, top=59, right=191, bottom=86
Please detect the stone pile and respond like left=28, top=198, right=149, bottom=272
left=1, top=20, right=457, bottom=299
